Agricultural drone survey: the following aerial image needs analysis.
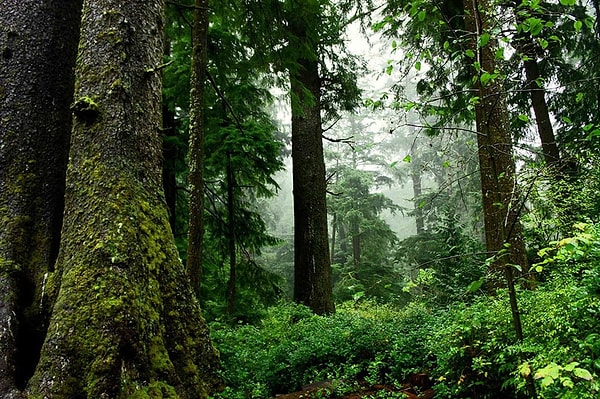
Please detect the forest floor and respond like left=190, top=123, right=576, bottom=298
left=274, top=374, right=435, bottom=399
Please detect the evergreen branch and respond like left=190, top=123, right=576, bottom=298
left=415, top=251, right=495, bottom=268
left=341, top=5, right=385, bottom=29
left=145, top=60, right=174, bottom=74
left=206, top=70, right=246, bottom=135
left=404, top=123, right=480, bottom=136
left=322, top=117, right=341, bottom=133
left=166, top=1, right=210, bottom=11
left=322, top=134, right=354, bottom=144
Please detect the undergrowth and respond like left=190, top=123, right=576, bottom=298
left=209, top=224, right=600, bottom=398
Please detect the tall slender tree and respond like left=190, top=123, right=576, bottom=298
left=238, top=0, right=366, bottom=314
left=187, top=0, right=210, bottom=297
left=0, top=1, right=82, bottom=396
left=462, top=0, right=528, bottom=280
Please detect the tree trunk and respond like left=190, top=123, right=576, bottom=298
left=162, top=105, right=179, bottom=235
left=289, top=13, right=335, bottom=315
left=0, top=1, right=82, bottom=396
left=511, top=11, right=561, bottom=166
left=410, top=149, right=425, bottom=235
left=464, top=0, right=528, bottom=278
left=330, top=212, right=337, bottom=265
left=25, top=1, right=221, bottom=397
left=464, top=1, right=536, bottom=396
left=351, top=222, right=361, bottom=267
left=523, top=58, right=560, bottom=166
left=186, top=0, right=210, bottom=298
left=226, top=153, right=237, bottom=315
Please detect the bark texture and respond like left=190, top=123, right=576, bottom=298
left=0, top=1, right=82, bottom=396
left=24, top=1, right=220, bottom=397
left=186, top=0, right=209, bottom=297
left=289, top=11, right=335, bottom=314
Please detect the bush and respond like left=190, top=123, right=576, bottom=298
left=210, top=301, right=434, bottom=398
left=210, top=225, right=600, bottom=399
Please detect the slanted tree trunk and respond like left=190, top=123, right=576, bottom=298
left=289, top=9, right=335, bottom=315
left=511, top=8, right=561, bottom=166
left=187, top=0, right=210, bottom=297
left=25, top=0, right=221, bottom=397
left=0, top=1, right=82, bottom=396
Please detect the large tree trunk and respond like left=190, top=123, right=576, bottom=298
left=289, top=14, right=335, bottom=315
left=186, top=0, right=210, bottom=297
left=24, top=1, right=221, bottom=397
left=0, top=1, right=82, bottom=396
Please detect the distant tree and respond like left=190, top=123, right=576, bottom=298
left=239, top=0, right=368, bottom=314
left=328, top=168, right=399, bottom=301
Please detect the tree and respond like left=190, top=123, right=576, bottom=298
left=462, top=0, right=529, bottom=283
left=0, top=1, right=82, bottom=396
left=1, top=0, right=221, bottom=396
left=237, top=0, right=367, bottom=314
left=289, top=18, right=335, bottom=315
left=187, top=0, right=209, bottom=297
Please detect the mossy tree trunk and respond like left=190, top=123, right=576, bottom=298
left=23, top=0, right=220, bottom=397
left=0, top=1, right=82, bottom=397
left=289, top=5, right=335, bottom=315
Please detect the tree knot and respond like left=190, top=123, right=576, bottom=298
left=71, top=97, right=100, bottom=124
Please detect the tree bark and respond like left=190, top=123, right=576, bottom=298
left=186, top=0, right=210, bottom=298
left=410, top=148, right=425, bottom=235
left=289, top=10, right=335, bottom=314
left=162, top=105, right=179, bottom=235
left=23, top=1, right=220, bottom=397
left=0, top=1, right=82, bottom=396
